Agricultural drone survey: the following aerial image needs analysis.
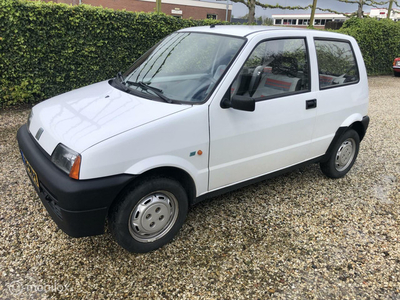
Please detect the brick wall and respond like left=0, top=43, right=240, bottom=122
left=46, top=0, right=231, bottom=20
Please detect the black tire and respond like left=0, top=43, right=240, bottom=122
left=394, top=71, right=400, bottom=77
left=108, top=177, right=188, bottom=253
left=320, top=129, right=360, bottom=179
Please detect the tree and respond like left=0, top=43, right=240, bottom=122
left=231, top=0, right=398, bottom=25
left=156, top=0, right=161, bottom=14
left=230, top=0, right=311, bottom=24
left=387, top=0, right=400, bottom=18
left=309, top=0, right=318, bottom=28
left=338, top=0, right=389, bottom=18
left=264, top=17, right=274, bottom=25
left=230, top=0, right=256, bottom=23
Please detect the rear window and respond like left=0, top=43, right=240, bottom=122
left=315, top=39, right=359, bottom=89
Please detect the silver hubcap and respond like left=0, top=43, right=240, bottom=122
left=129, top=191, right=178, bottom=243
left=335, top=138, right=356, bottom=172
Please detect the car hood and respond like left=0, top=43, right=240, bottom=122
left=29, top=80, right=192, bottom=155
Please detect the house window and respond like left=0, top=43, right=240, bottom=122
left=275, top=19, right=282, bottom=25
left=207, top=14, right=217, bottom=20
left=283, top=19, right=297, bottom=25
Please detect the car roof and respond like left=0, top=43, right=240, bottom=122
left=178, top=25, right=310, bottom=38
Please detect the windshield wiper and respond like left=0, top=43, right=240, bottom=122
left=117, top=71, right=125, bottom=83
left=126, top=81, right=172, bottom=103
left=111, top=71, right=132, bottom=93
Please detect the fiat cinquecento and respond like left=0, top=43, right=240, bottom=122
left=17, top=26, right=369, bottom=253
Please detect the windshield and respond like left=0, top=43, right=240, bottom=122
left=121, top=32, right=246, bottom=103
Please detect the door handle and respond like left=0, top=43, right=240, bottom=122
left=306, top=99, right=317, bottom=110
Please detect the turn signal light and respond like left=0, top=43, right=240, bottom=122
left=69, top=155, right=81, bottom=180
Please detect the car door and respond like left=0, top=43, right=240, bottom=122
left=208, top=36, right=318, bottom=191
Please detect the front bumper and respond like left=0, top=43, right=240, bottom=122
left=17, top=124, right=134, bottom=237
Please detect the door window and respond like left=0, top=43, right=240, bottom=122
left=315, top=39, right=359, bottom=89
left=231, top=38, right=310, bottom=100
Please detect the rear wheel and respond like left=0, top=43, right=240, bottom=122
left=320, top=129, right=360, bottom=178
left=108, top=177, right=188, bottom=253
left=394, top=71, right=400, bottom=77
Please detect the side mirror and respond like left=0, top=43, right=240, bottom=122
left=221, top=95, right=255, bottom=112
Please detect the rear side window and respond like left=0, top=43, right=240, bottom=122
left=315, top=39, right=359, bottom=89
left=231, top=38, right=310, bottom=100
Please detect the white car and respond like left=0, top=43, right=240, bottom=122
left=17, top=25, right=369, bottom=253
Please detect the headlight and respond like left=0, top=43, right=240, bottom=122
left=51, top=143, right=81, bottom=180
left=27, top=110, right=33, bottom=132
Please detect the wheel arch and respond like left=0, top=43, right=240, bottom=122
left=339, top=114, right=369, bottom=141
left=137, top=167, right=197, bottom=205
left=109, top=166, right=197, bottom=215
left=321, top=116, right=368, bottom=163
left=349, top=121, right=366, bottom=141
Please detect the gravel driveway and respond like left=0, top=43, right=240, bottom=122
left=0, top=76, right=399, bottom=299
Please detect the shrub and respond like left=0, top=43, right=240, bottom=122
left=0, top=0, right=228, bottom=107
left=339, top=17, right=400, bottom=75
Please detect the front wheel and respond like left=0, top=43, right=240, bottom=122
left=320, top=129, right=360, bottom=179
left=108, top=177, right=188, bottom=253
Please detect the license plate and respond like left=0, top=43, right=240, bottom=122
left=20, top=150, right=39, bottom=190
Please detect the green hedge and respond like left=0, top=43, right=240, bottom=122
left=2, top=0, right=400, bottom=107
left=0, top=0, right=228, bottom=107
left=339, top=17, right=400, bottom=75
